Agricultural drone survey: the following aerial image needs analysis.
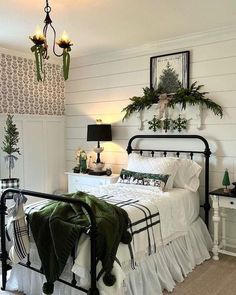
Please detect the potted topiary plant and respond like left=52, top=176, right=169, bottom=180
left=0, top=114, right=21, bottom=196
left=222, top=169, right=230, bottom=193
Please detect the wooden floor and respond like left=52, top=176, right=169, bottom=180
left=1, top=254, right=236, bottom=294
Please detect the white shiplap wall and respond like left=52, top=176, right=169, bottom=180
left=65, top=26, right=236, bottom=245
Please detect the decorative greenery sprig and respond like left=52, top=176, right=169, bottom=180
left=168, top=82, right=223, bottom=117
left=30, top=44, right=46, bottom=81
left=30, top=34, right=47, bottom=82
left=2, top=114, right=21, bottom=178
left=122, top=82, right=223, bottom=120
left=122, top=87, right=159, bottom=121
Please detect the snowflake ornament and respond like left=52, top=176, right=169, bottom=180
left=148, top=115, right=162, bottom=132
left=172, top=115, right=188, bottom=132
left=163, top=117, right=171, bottom=133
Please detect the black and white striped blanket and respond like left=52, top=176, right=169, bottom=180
left=24, top=186, right=162, bottom=264
left=23, top=183, right=189, bottom=295
left=72, top=183, right=165, bottom=273
left=99, top=193, right=161, bottom=262
left=24, top=184, right=163, bottom=264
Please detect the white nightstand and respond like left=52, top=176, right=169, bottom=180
left=210, top=188, right=236, bottom=261
left=65, top=172, right=120, bottom=193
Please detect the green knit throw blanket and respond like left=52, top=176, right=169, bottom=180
left=29, top=191, right=132, bottom=294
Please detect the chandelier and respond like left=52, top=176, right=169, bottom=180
left=30, top=0, right=73, bottom=81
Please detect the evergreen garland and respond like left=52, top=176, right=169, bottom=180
left=168, top=82, right=223, bottom=117
left=122, top=82, right=223, bottom=120
left=122, top=87, right=159, bottom=121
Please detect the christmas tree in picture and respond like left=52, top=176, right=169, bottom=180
left=158, top=62, right=182, bottom=93
left=222, top=169, right=230, bottom=193
left=2, top=114, right=20, bottom=179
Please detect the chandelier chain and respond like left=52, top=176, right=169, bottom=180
left=44, top=0, right=51, bottom=13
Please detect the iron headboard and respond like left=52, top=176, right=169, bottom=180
left=126, top=135, right=211, bottom=227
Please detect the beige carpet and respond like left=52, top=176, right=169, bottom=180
left=163, top=254, right=236, bottom=295
left=1, top=254, right=236, bottom=294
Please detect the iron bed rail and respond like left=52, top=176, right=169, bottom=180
left=127, top=135, right=211, bottom=227
left=0, top=188, right=99, bottom=295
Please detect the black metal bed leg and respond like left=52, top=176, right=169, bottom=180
left=204, top=147, right=211, bottom=228
left=1, top=251, right=8, bottom=290
left=0, top=199, right=7, bottom=290
left=87, top=287, right=99, bottom=295
left=87, top=224, right=99, bottom=295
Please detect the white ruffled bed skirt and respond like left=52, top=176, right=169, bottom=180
left=6, top=217, right=212, bottom=295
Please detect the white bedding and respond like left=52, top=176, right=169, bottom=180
left=72, top=184, right=200, bottom=293
left=88, top=183, right=199, bottom=241
left=6, top=184, right=209, bottom=295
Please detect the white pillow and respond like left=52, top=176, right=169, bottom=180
left=127, top=153, right=179, bottom=190
left=173, top=158, right=202, bottom=192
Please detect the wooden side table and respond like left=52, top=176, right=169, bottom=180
left=210, top=188, right=236, bottom=261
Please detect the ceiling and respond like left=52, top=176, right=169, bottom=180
left=1, top=0, right=236, bottom=58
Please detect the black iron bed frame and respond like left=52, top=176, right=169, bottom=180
left=0, top=134, right=211, bottom=294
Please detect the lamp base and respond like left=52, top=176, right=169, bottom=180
left=93, top=162, right=105, bottom=171
left=87, top=170, right=107, bottom=176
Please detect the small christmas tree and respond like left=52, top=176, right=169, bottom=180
left=158, top=62, right=182, bottom=93
left=222, top=169, right=230, bottom=192
left=2, top=114, right=20, bottom=179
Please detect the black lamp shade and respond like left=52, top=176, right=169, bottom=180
left=87, top=124, right=112, bottom=142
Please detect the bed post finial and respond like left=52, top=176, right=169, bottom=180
left=127, top=136, right=136, bottom=154
left=127, top=145, right=132, bottom=154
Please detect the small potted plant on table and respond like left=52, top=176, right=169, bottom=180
left=0, top=114, right=21, bottom=196
left=222, top=169, right=230, bottom=193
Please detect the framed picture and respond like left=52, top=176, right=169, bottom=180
left=150, top=51, right=190, bottom=93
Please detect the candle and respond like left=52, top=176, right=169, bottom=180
left=57, top=30, right=72, bottom=48
left=60, top=31, right=70, bottom=43
left=30, top=26, right=46, bottom=45
left=35, top=26, right=45, bottom=40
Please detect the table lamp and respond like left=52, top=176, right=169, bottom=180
left=87, top=123, right=112, bottom=175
